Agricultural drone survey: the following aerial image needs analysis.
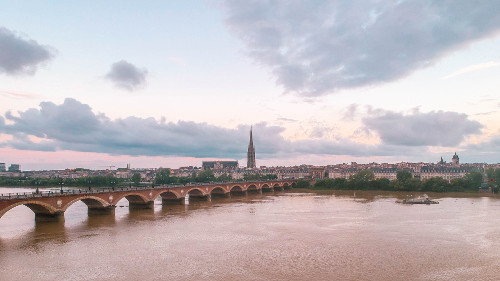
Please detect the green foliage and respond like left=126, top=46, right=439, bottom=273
left=216, top=173, right=232, bottom=182
left=492, top=186, right=500, bottom=194
left=295, top=179, right=311, bottom=188
left=154, top=169, right=172, bottom=184
left=348, top=170, right=375, bottom=190
left=396, top=170, right=412, bottom=183
left=422, top=177, right=449, bottom=192
left=195, top=169, right=216, bottom=182
left=464, top=171, right=483, bottom=189
left=350, top=170, right=375, bottom=182
left=372, top=178, right=391, bottom=190
left=132, top=173, right=141, bottom=185
left=0, top=175, right=122, bottom=187
left=243, top=174, right=278, bottom=181
left=486, top=168, right=500, bottom=183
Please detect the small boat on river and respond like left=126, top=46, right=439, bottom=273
left=399, top=194, right=439, bottom=205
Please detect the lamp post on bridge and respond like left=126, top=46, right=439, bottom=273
left=87, top=178, right=92, bottom=191
left=35, top=178, right=40, bottom=194
left=111, top=179, right=116, bottom=191
left=58, top=177, right=64, bottom=194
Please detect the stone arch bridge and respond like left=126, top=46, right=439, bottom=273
left=0, top=180, right=295, bottom=222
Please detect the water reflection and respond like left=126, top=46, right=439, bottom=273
left=2, top=187, right=500, bottom=281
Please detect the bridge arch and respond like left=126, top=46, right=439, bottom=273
left=0, top=200, right=59, bottom=219
left=273, top=183, right=284, bottom=191
left=62, top=196, right=111, bottom=211
left=261, top=183, right=274, bottom=192
left=186, top=188, right=206, bottom=197
left=111, top=192, right=150, bottom=205
left=247, top=184, right=260, bottom=193
left=186, top=187, right=209, bottom=201
left=158, top=190, right=181, bottom=200
left=229, top=185, right=243, bottom=192
left=210, top=187, right=226, bottom=194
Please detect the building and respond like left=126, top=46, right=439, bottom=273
left=202, top=161, right=238, bottom=170
left=0, top=163, right=5, bottom=172
left=8, top=164, right=20, bottom=172
left=452, top=152, right=459, bottom=165
left=311, top=166, right=326, bottom=179
left=247, top=126, right=256, bottom=168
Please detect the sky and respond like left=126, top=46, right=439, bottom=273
left=1, top=0, right=500, bottom=170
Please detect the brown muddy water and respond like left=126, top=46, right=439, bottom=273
left=1, top=187, right=499, bottom=281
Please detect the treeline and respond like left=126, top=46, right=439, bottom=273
left=0, top=175, right=124, bottom=187
left=297, top=169, right=500, bottom=193
left=1, top=169, right=279, bottom=188
left=153, top=168, right=277, bottom=185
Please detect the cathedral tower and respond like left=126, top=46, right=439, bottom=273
left=247, top=126, right=256, bottom=168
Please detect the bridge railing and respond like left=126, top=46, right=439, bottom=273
left=0, top=179, right=296, bottom=201
left=0, top=185, right=156, bottom=200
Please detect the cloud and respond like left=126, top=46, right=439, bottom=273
left=221, top=1, right=500, bottom=96
left=0, top=98, right=427, bottom=159
left=363, top=109, right=483, bottom=146
left=0, top=26, right=55, bottom=75
left=442, top=61, right=500, bottom=80
left=105, top=60, right=148, bottom=91
left=276, top=117, right=297, bottom=122
left=342, top=104, right=359, bottom=121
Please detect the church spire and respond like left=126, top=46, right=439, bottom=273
left=247, top=126, right=256, bottom=168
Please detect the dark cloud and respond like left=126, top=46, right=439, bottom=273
left=105, top=60, right=148, bottom=91
left=0, top=27, right=55, bottom=75
left=0, top=98, right=426, bottom=159
left=221, top=1, right=500, bottom=96
left=363, top=110, right=483, bottom=146
left=467, top=134, right=500, bottom=152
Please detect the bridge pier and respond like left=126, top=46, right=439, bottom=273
left=129, top=201, right=154, bottom=210
left=211, top=193, right=230, bottom=199
left=189, top=195, right=210, bottom=201
left=35, top=212, right=64, bottom=223
left=162, top=198, right=185, bottom=205
left=247, top=189, right=262, bottom=194
left=88, top=206, right=116, bottom=216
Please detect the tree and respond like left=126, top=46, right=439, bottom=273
left=348, top=170, right=375, bottom=190
left=195, top=169, right=216, bottom=182
left=396, top=170, right=412, bottom=183
left=154, top=168, right=171, bottom=185
left=422, top=177, right=449, bottom=192
left=217, top=173, right=232, bottom=182
left=372, top=178, right=391, bottom=190
left=350, top=170, right=375, bottom=182
left=295, top=179, right=311, bottom=188
left=132, top=173, right=141, bottom=185
left=464, top=171, right=483, bottom=189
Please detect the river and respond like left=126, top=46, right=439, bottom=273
left=0, top=187, right=499, bottom=281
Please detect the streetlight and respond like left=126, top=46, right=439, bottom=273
left=35, top=178, right=40, bottom=194
left=88, top=178, right=92, bottom=191
left=59, top=177, right=64, bottom=194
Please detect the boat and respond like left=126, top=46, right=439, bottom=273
left=400, top=194, right=439, bottom=204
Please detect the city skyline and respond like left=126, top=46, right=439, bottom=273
left=1, top=1, right=500, bottom=170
